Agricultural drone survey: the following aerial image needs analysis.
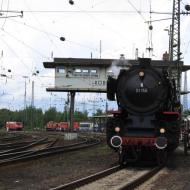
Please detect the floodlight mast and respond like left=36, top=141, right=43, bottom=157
left=170, top=0, right=181, bottom=62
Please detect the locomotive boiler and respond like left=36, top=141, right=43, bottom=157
left=106, top=58, right=180, bottom=165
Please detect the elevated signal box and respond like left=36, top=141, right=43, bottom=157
left=44, top=58, right=116, bottom=92
left=43, top=57, right=190, bottom=93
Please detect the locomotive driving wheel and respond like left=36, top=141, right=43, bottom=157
left=156, top=150, right=168, bottom=166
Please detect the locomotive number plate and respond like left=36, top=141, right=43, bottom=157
left=136, top=88, right=148, bottom=93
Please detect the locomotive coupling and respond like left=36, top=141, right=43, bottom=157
left=110, top=135, right=122, bottom=148
left=155, top=136, right=167, bottom=149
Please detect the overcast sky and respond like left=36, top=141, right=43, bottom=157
left=0, top=0, right=190, bottom=113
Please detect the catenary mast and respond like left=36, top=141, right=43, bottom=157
left=170, top=0, right=181, bottom=103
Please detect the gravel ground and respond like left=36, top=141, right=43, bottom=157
left=0, top=135, right=118, bottom=190
left=138, top=145, right=190, bottom=190
left=77, top=168, right=149, bottom=190
left=1, top=131, right=190, bottom=190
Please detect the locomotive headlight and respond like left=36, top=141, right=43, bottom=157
left=160, top=128, right=165, bottom=134
left=139, top=71, right=145, bottom=77
left=115, top=127, right=120, bottom=132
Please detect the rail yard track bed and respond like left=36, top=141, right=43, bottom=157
left=76, top=168, right=149, bottom=190
left=138, top=146, right=190, bottom=190
left=1, top=132, right=190, bottom=190
left=0, top=138, right=118, bottom=190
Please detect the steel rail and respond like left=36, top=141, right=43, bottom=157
left=46, top=138, right=59, bottom=148
left=0, top=134, right=24, bottom=141
left=0, top=138, right=88, bottom=160
left=0, top=139, right=54, bottom=159
left=50, top=166, right=162, bottom=190
left=119, top=166, right=163, bottom=190
left=0, top=138, right=101, bottom=166
left=50, top=165, right=121, bottom=190
left=0, top=137, right=48, bottom=154
left=0, top=140, right=36, bottom=150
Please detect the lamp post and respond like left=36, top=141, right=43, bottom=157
left=31, top=70, right=39, bottom=107
left=30, top=70, right=39, bottom=130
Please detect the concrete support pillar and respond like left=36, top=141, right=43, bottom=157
left=69, top=91, right=75, bottom=131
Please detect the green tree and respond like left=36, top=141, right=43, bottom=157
left=18, top=106, right=44, bottom=130
left=183, top=109, right=190, bottom=116
left=74, top=110, right=88, bottom=122
left=0, top=109, right=13, bottom=128
left=44, top=107, right=57, bottom=124
left=93, top=108, right=103, bottom=116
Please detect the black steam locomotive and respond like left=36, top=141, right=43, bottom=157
left=106, top=58, right=181, bottom=165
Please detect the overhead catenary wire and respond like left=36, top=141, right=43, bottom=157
left=1, top=28, right=50, bottom=60
left=0, top=34, right=33, bottom=72
left=126, top=0, right=147, bottom=22
left=0, top=44, right=49, bottom=98
left=5, top=1, right=176, bottom=60
left=0, top=47, right=43, bottom=88
left=9, top=18, right=98, bottom=52
left=146, top=0, right=153, bottom=57
left=22, top=0, right=63, bottom=56
left=0, top=0, right=3, bottom=11
left=73, top=2, right=136, bottom=55
left=0, top=1, right=189, bottom=112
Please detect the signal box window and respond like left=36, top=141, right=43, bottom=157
left=75, top=69, right=82, bottom=73
left=107, top=70, right=114, bottom=77
left=90, top=69, right=97, bottom=74
left=57, top=67, right=65, bottom=73
left=82, top=69, right=89, bottom=73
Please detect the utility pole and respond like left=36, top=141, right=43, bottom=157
left=100, top=40, right=102, bottom=59
left=30, top=70, right=39, bottom=130
left=81, top=97, right=86, bottom=113
left=170, top=1, right=190, bottom=110
left=24, top=78, right=27, bottom=109
left=30, top=80, right=34, bottom=130
left=69, top=92, right=75, bottom=131
left=31, top=70, right=39, bottom=107
left=170, top=0, right=181, bottom=62
left=31, top=80, right=34, bottom=107
left=23, top=76, right=28, bottom=125
left=169, top=0, right=181, bottom=104
left=183, top=71, right=188, bottom=111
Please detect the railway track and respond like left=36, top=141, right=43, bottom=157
left=119, top=166, right=162, bottom=190
left=0, top=137, right=49, bottom=153
left=0, top=137, right=52, bottom=159
left=0, top=137, right=101, bottom=167
left=50, top=165, right=163, bottom=190
left=0, top=133, right=25, bottom=142
left=0, top=140, right=37, bottom=150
